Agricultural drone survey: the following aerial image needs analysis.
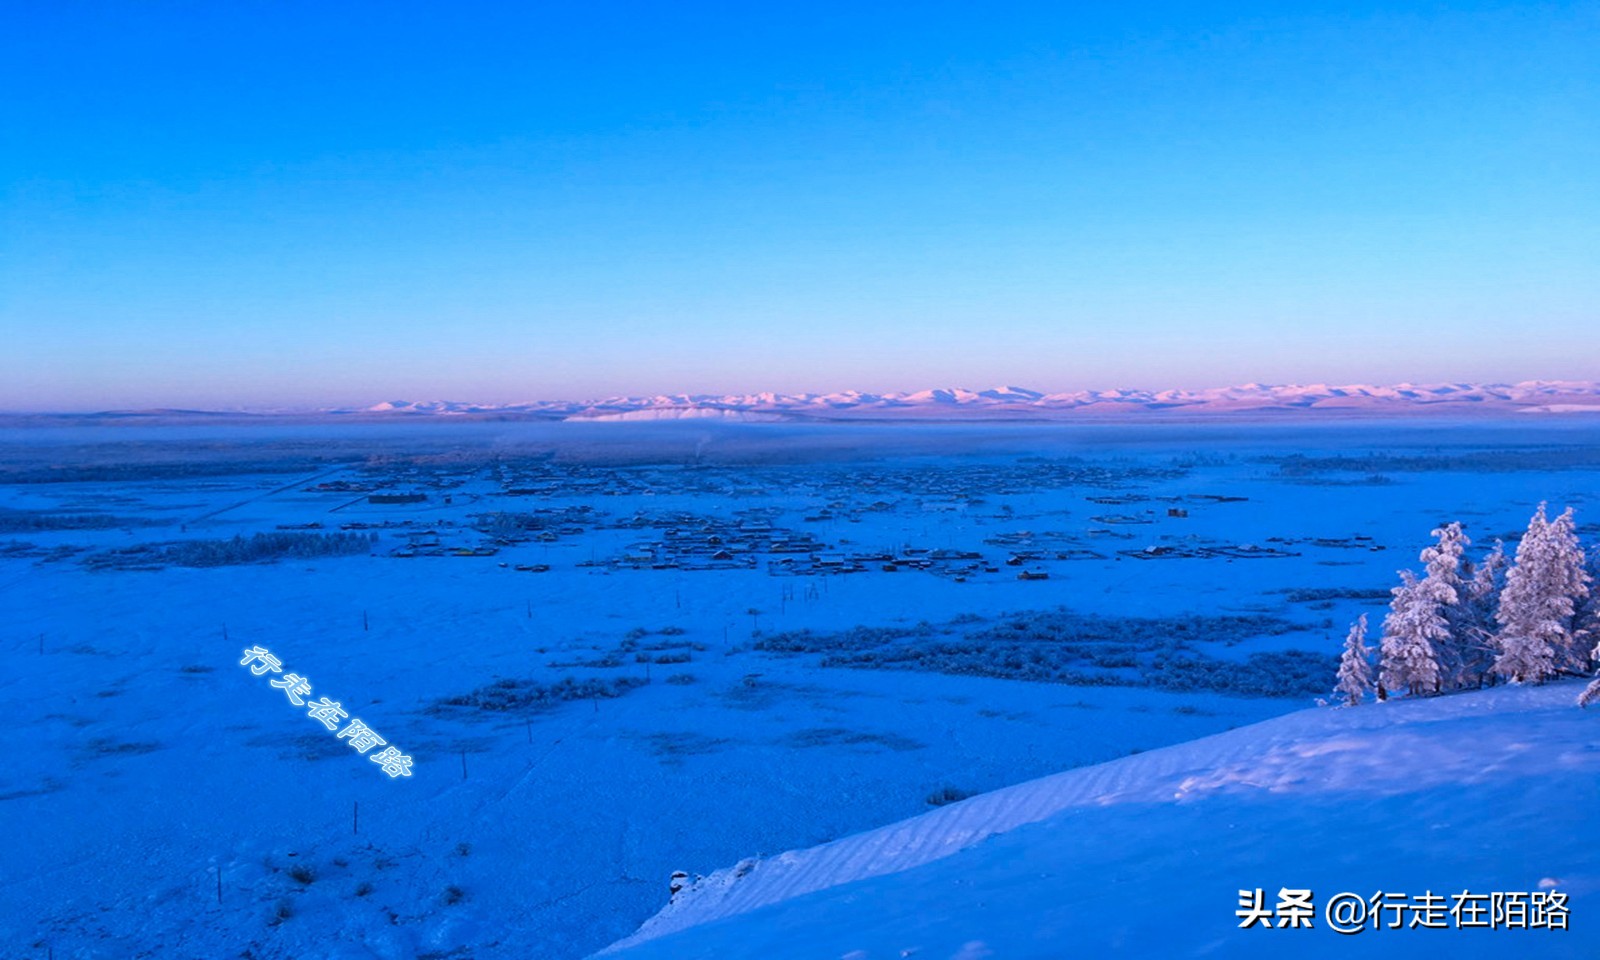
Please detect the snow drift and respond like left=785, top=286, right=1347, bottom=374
left=599, top=682, right=1600, bottom=959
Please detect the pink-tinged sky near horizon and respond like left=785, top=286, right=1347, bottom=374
left=2, top=2, right=1597, bottom=412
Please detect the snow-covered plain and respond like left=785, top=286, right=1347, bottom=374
left=1, top=417, right=1597, bottom=958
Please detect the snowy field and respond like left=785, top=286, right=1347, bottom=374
left=1, top=416, right=1597, bottom=959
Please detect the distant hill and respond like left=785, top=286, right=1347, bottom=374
left=11, top=382, right=1600, bottom=422
left=342, top=381, right=1600, bottom=420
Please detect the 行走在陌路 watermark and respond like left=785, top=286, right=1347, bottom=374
left=240, top=645, right=414, bottom=778
left=1237, top=887, right=1567, bottom=934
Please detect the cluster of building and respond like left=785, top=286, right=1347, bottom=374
left=592, top=510, right=828, bottom=571
left=274, top=458, right=1318, bottom=578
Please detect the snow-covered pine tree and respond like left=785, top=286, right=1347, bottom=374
left=1459, top=539, right=1509, bottom=687
left=1419, top=521, right=1471, bottom=687
left=1547, top=507, right=1595, bottom=673
left=1573, top=546, right=1600, bottom=673
left=1380, top=570, right=1445, bottom=696
left=1579, top=615, right=1600, bottom=707
left=1580, top=590, right=1600, bottom=707
left=1334, top=613, right=1373, bottom=706
left=1495, top=503, right=1591, bottom=683
left=1495, top=505, right=1556, bottom=683
left=1578, top=674, right=1600, bottom=708
left=1423, top=521, right=1470, bottom=599
left=1468, top=539, right=1508, bottom=618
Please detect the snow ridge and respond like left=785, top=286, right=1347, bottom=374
left=599, top=683, right=1599, bottom=955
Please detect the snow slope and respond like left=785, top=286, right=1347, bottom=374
left=601, top=682, right=1600, bottom=958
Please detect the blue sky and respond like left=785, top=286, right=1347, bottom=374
left=2, top=1, right=1596, bottom=410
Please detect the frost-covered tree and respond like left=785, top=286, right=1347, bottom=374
left=1573, top=546, right=1600, bottom=671
left=1495, top=503, right=1592, bottom=683
left=1580, top=582, right=1600, bottom=707
left=1570, top=546, right=1600, bottom=711
left=1334, top=614, right=1373, bottom=706
left=1495, top=505, right=1557, bottom=682
left=1380, top=570, right=1445, bottom=696
left=1419, top=522, right=1472, bottom=687
left=1422, top=521, right=1470, bottom=603
left=1458, top=539, right=1509, bottom=687
left=1468, top=539, right=1508, bottom=619
left=1547, top=509, right=1596, bottom=673
left=1579, top=629, right=1600, bottom=708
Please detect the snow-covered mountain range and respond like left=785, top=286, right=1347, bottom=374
left=356, top=382, right=1600, bottom=421
left=20, top=382, right=1600, bottom=422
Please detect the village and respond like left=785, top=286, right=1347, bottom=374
left=102, top=455, right=1387, bottom=584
